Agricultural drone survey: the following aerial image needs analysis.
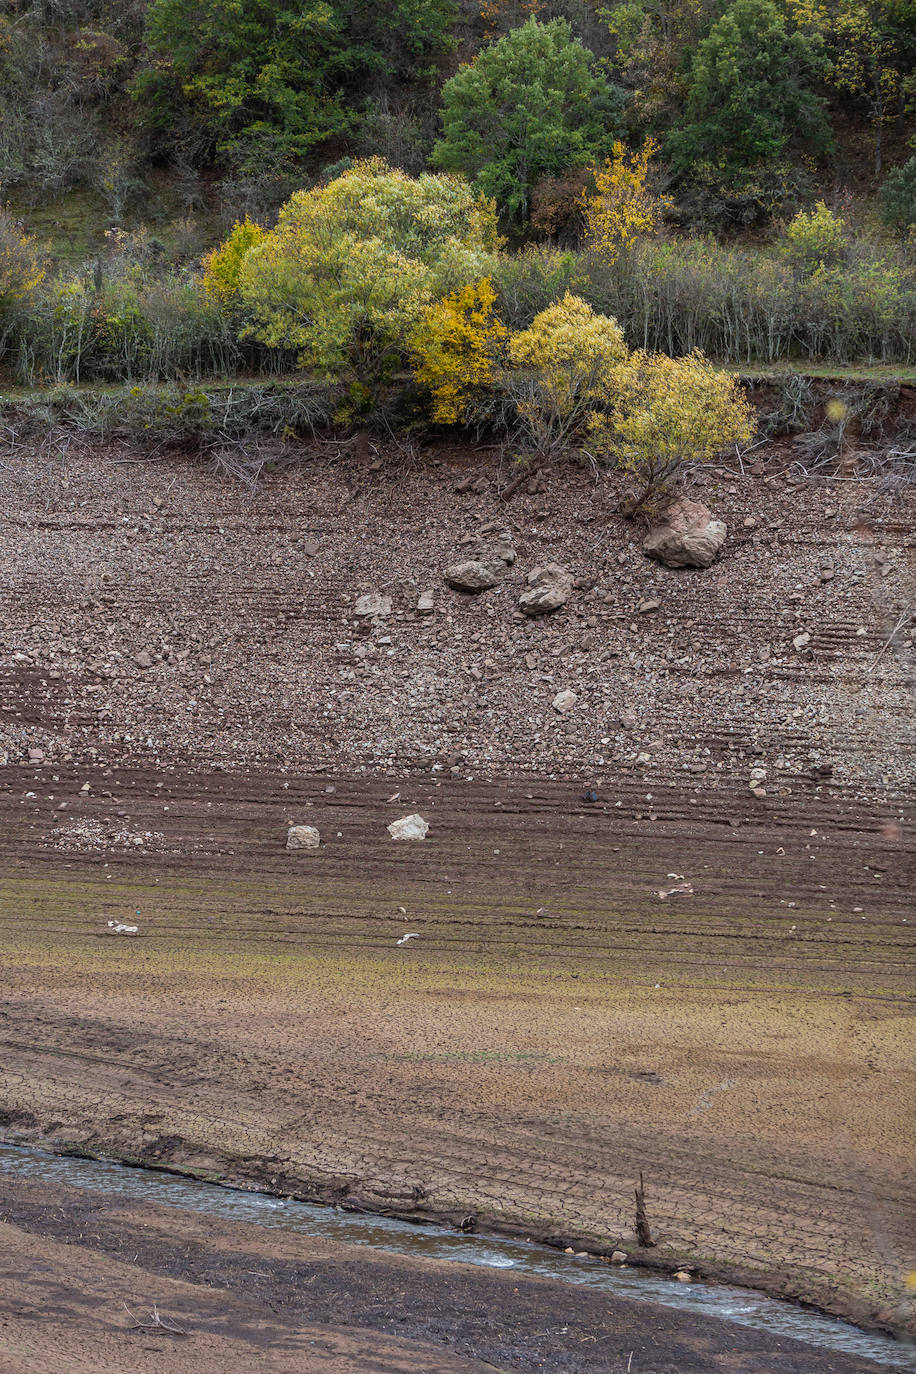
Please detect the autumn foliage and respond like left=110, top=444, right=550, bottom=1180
left=583, top=140, right=672, bottom=262
left=411, top=278, right=507, bottom=423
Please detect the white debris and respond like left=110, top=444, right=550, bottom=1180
left=658, top=881, right=694, bottom=899
left=396, top=932, right=420, bottom=945
left=106, top=921, right=138, bottom=935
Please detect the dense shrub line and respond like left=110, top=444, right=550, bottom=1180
left=4, top=231, right=915, bottom=391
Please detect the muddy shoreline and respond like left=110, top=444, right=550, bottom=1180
left=2, top=1126, right=911, bottom=1346
left=1, top=439, right=913, bottom=1364
left=1, top=1164, right=911, bottom=1373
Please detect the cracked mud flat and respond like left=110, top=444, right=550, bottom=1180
left=0, top=436, right=914, bottom=1357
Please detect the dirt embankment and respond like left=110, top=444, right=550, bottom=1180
left=0, top=435, right=913, bottom=1344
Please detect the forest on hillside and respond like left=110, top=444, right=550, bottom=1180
left=2, top=0, right=915, bottom=233
left=1, top=0, right=916, bottom=489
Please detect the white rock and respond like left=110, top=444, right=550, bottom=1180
left=387, top=813, right=429, bottom=841
left=354, top=592, right=392, bottom=618
left=610, top=1250, right=627, bottom=1264
left=417, top=590, right=435, bottom=614
left=552, top=688, right=578, bottom=714
left=286, top=824, right=320, bottom=850
left=793, top=632, right=811, bottom=650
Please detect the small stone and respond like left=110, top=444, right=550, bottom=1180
left=793, top=632, right=811, bottom=651
left=819, top=568, right=834, bottom=582
left=286, top=825, right=320, bottom=850
left=638, top=598, right=660, bottom=614
left=443, top=559, right=507, bottom=592
left=416, top=590, right=435, bottom=614
left=743, top=516, right=758, bottom=529
left=674, top=1270, right=692, bottom=1283
left=610, top=1250, right=627, bottom=1264
left=134, top=650, right=153, bottom=669
left=354, top=592, right=392, bottom=618
left=28, top=748, right=45, bottom=762
left=387, top=814, right=429, bottom=841
left=519, top=563, right=573, bottom=616
left=552, top=688, right=578, bottom=714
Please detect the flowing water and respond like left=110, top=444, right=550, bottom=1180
left=1, top=1142, right=912, bottom=1370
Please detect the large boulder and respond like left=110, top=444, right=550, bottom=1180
left=643, top=498, right=727, bottom=569
left=443, top=559, right=508, bottom=592
left=519, top=563, right=573, bottom=615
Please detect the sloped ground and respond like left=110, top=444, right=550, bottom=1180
left=0, top=434, right=913, bottom=1343
left=0, top=433, right=912, bottom=793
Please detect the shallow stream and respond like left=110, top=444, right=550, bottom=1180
left=1, top=1142, right=912, bottom=1370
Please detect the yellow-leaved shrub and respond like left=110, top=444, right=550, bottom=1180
left=587, top=349, right=754, bottom=500
left=411, top=277, right=507, bottom=424
left=201, top=217, right=265, bottom=304
left=583, top=140, right=671, bottom=263
left=506, top=291, right=627, bottom=457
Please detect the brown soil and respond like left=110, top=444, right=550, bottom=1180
left=0, top=1173, right=906, bottom=1373
left=0, top=437, right=913, bottom=1351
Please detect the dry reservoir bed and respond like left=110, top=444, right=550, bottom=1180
left=0, top=770, right=913, bottom=1337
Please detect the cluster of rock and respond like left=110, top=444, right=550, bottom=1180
left=287, top=813, right=429, bottom=849
left=443, top=544, right=576, bottom=617
left=440, top=499, right=727, bottom=617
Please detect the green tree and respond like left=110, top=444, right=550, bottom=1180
left=235, top=159, right=500, bottom=389
left=788, top=0, right=916, bottom=174
left=432, top=17, right=625, bottom=225
left=135, top=0, right=456, bottom=171
left=668, top=0, right=831, bottom=176
left=880, top=154, right=916, bottom=234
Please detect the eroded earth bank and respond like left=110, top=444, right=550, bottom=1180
left=0, top=434, right=914, bottom=1363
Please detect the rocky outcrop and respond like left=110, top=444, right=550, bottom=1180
left=519, top=563, right=573, bottom=615
left=643, top=499, right=727, bottom=569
